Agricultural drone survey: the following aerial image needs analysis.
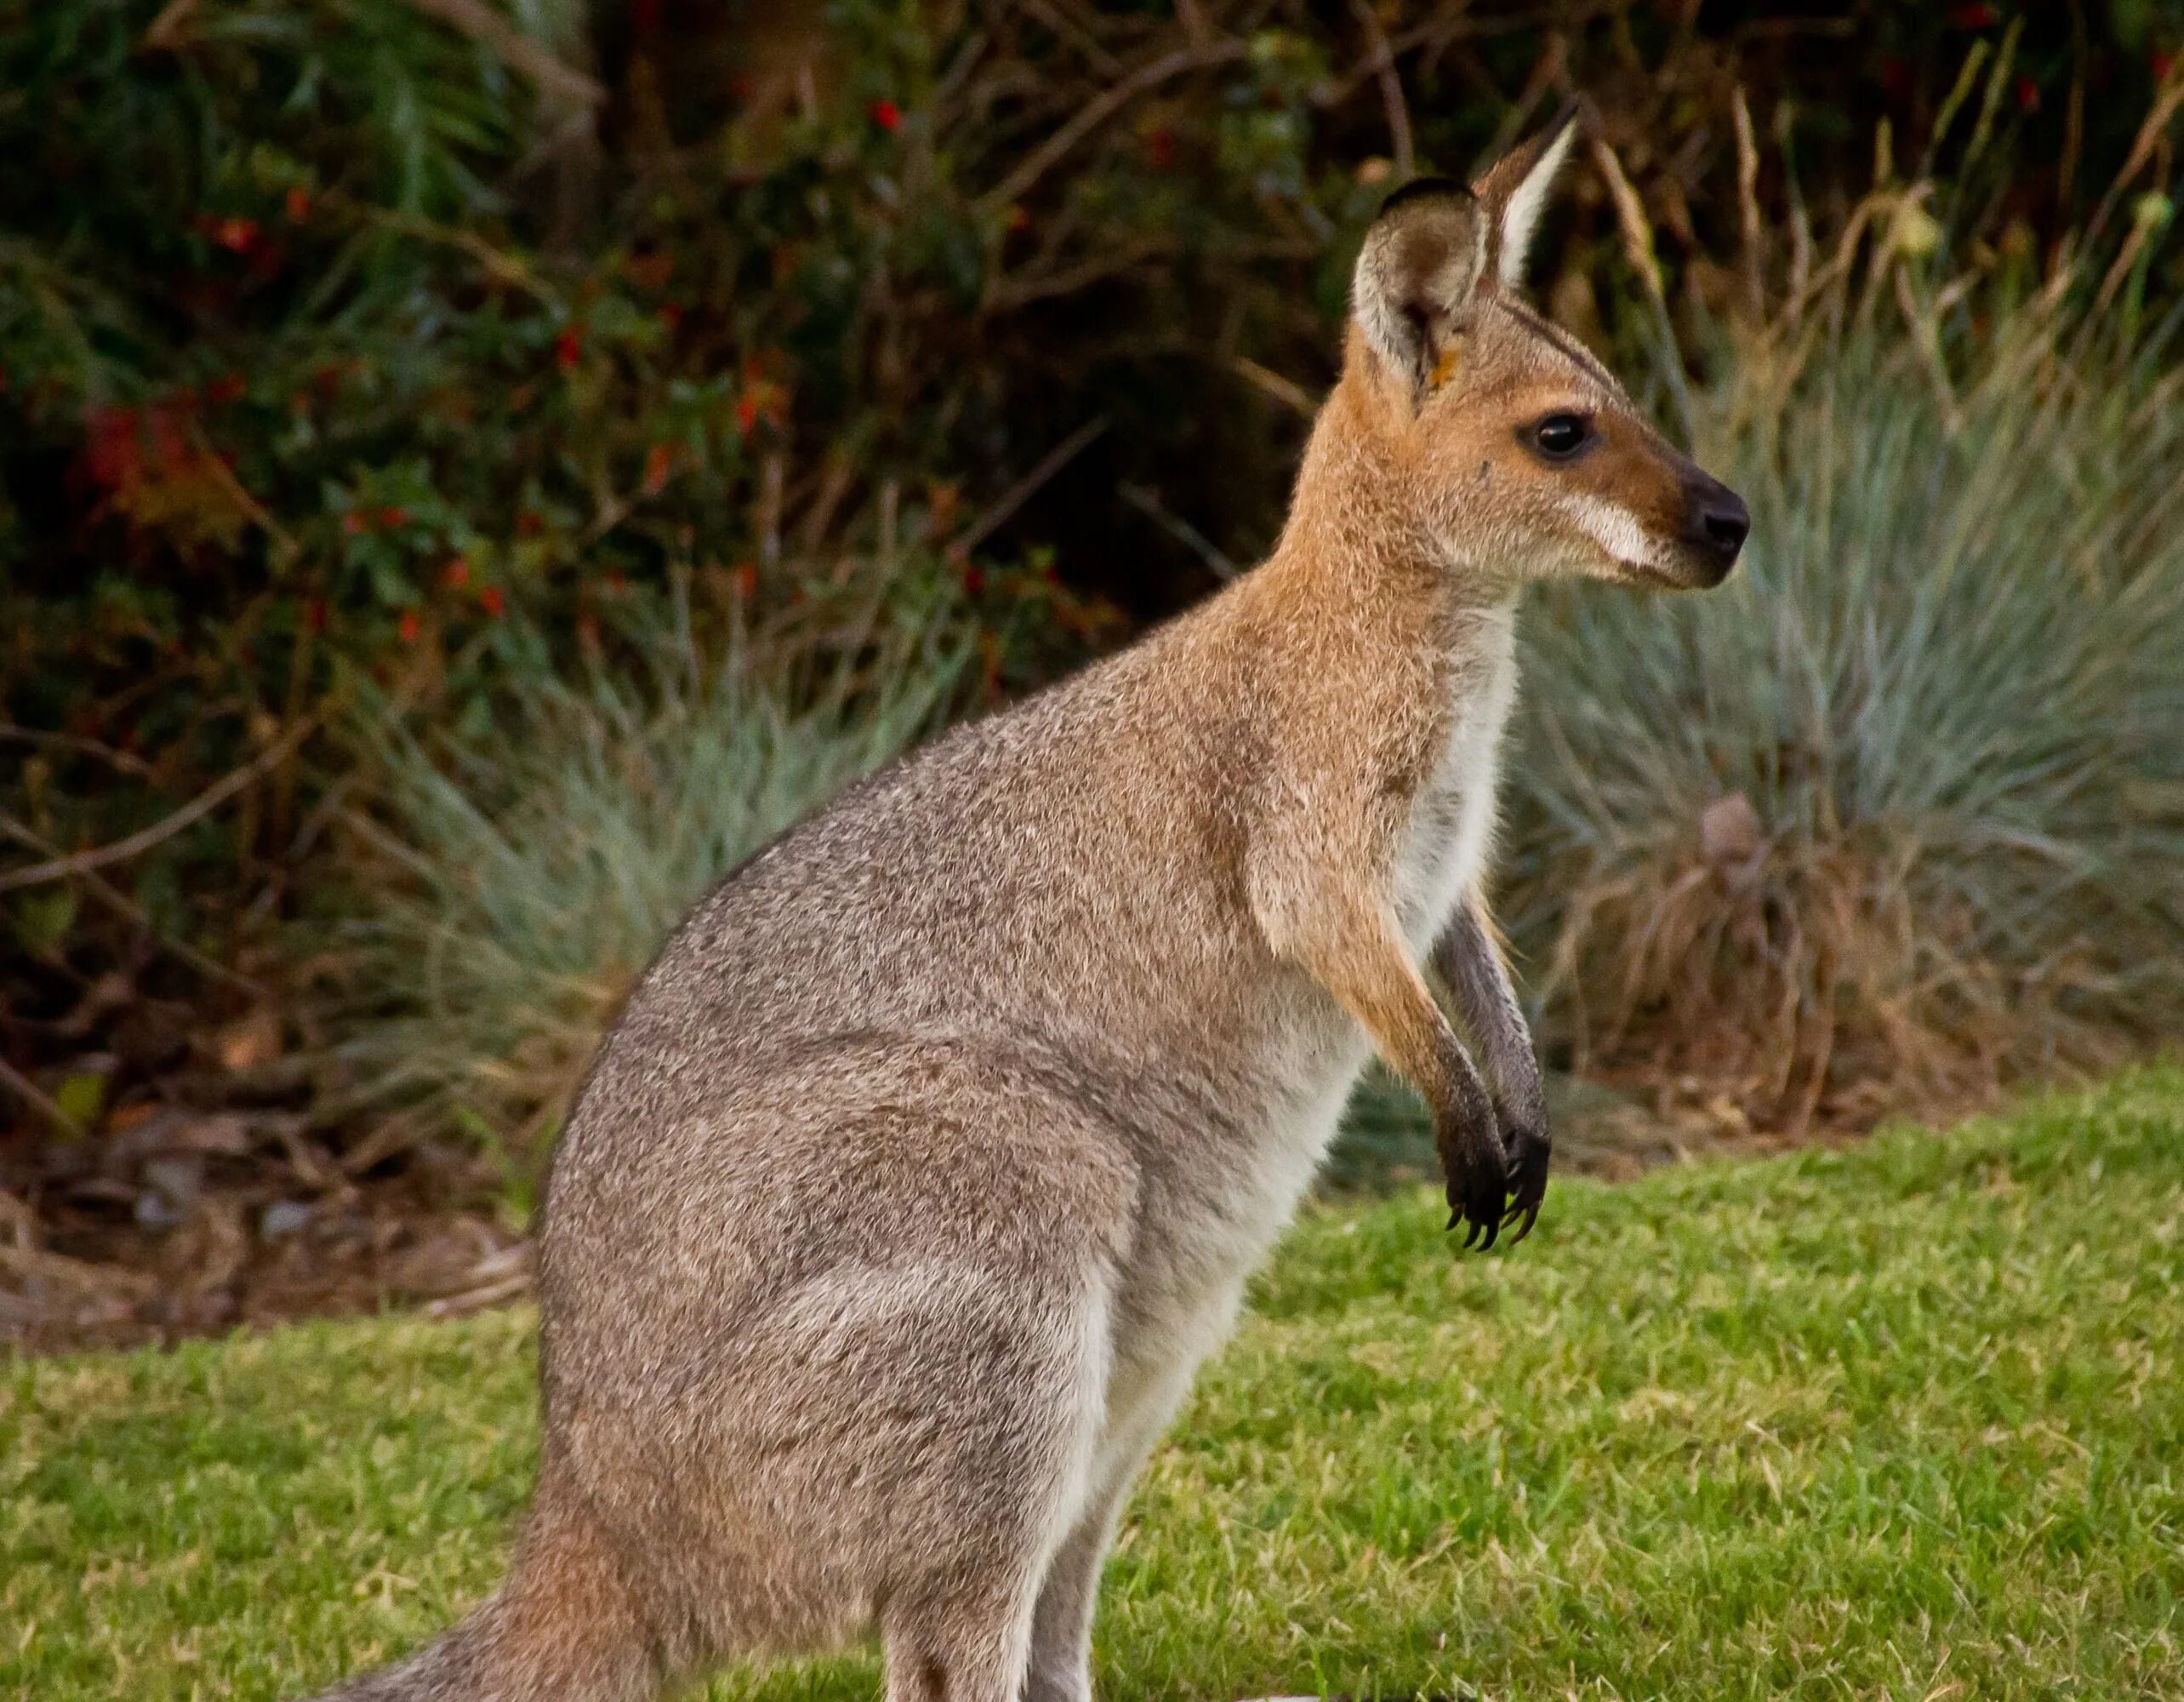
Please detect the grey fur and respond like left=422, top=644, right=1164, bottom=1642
left=295, top=108, right=1744, bottom=1702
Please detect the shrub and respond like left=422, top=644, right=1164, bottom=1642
left=1503, top=147, right=2184, bottom=1128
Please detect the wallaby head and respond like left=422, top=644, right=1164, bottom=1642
left=1345, top=104, right=1749, bottom=591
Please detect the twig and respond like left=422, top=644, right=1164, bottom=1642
left=1350, top=0, right=1414, bottom=179
left=358, top=203, right=562, bottom=304
left=0, top=717, right=317, bottom=894
left=188, top=420, right=299, bottom=565
left=1121, top=483, right=1236, bottom=580
left=0, top=1054, right=87, bottom=1141
left=1731, top=89, right=1764, bottom=323
left=0, top=812, right=261, bottom=996
left=1591, top=137, right=1695, bottom=442
left=981, top=41, right=1246, bottom=212
left=949, top=416, right=1109, bottom=557
left=400, top=0, right=605, bottom=109
left=138, top=0, right=197, bottom=51
left=0, top=724, right=158, bottom=780
left=1232, top=357, right=1317, bottom=418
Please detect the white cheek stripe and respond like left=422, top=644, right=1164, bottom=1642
left=1568, top=494, right=1660, bottom=570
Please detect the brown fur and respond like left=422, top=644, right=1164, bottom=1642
left=298, top=111, right=1744, bottom=1702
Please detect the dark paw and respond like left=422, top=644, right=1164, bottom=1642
left=1497, top=1101, right=1551, bottom=1243
left=1436, top=1090, right=1510, bottom=1252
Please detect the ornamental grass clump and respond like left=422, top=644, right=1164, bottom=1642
left=1503, top=108, right=2184, bottom=1130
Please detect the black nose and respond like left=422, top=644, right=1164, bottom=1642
left=1685, top=479, right=1749, bottom=574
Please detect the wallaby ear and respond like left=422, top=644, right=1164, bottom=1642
left=1471, top=99, right=1583, bottom=291
left=1352, top=179, right=1485, bottom=391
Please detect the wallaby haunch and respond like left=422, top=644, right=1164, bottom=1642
left=303, top=107, right=1747, bottom=1702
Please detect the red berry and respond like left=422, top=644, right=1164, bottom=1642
left=556, top=328, right=583, bottom=372
left=477, top=585, right=505, bottom=616
left=870, top=99, right=903, bottom=132
left=398, top=609, right=422, bottom=643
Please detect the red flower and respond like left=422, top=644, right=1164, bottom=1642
left=441, top=557, right=470, bottom=588
left=870, top=99, right=902, bottom=132
left=205, top=374, right=246, bottom=405
left=304, top=597, right=328, bottom=633
left=212, top=217, right=259, bottom=254
left=378, top=505, right=408, bottom=529
left=2015, top=75, right=2039, bottom=111
left=555, top=327, right=583, bottom=372
left=477, top=585, right=505, bottom=617
left=397, top=608, right=422, bottom=643
left=735, top=392, right=760, bottom=435
left=642, top=442, right=676, bottom=496
left=284, top=186, right=311, bottom=222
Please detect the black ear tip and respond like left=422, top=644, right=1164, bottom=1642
left=1376, top=174, right=1475, bottom=220
left=1542, top=94, right=1591, bottom=143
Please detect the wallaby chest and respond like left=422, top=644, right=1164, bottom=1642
left=1392, top=602, right=1520, bottom=952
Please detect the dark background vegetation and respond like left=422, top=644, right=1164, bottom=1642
left=4, top=0, right=2182, bottom=1345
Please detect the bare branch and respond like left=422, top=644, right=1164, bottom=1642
left=1350, top=0, right=1414, bottom=180
left=401, top=0, right=605, bottom=109
left=981, top=41, right=1246, bottom=214
left=0, top=717, right=317, bottom=895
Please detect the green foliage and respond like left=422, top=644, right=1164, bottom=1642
left=6, top=1069, right=2182, bottom=1698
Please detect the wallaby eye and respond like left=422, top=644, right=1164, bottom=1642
left=1529, top=413, right=1594, bottom=461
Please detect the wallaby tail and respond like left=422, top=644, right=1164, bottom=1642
left=301, top=1494, right=658, bottom=1702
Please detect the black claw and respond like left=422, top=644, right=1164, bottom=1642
left=1508, top=1202, right=1539, bottom=1243
left=1478, top=1215, right=1500, bottom=1251
left=1463, top=1219, right=1482, bottom=1249
left=1446, top=1210, right=1461, bottom=1233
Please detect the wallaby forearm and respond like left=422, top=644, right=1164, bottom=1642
left=1431, top=896, right=1545, bottom=1130
left=1247, top=837, right=1514, bottom=1242
left=1432, top=894, right=1550, bottom=1239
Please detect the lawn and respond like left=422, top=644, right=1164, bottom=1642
left=5, top=1071, right=2181, bottom=1701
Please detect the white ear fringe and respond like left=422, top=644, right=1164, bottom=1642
left=1352, top=196, right=1485, bottom=386
left=1497, top=120, right=1578, bottom=288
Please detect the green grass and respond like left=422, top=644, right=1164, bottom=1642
left=7, top=1071, right=2183, bottom=1700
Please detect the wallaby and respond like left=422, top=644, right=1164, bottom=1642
left=303, top=106, right=1747, bottom=1702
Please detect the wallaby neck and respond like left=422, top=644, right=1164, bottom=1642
left=1258, top=374, right=1520, bottom=625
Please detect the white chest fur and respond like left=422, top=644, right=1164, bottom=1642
left=1393, top=603, right=1520, bottom=955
